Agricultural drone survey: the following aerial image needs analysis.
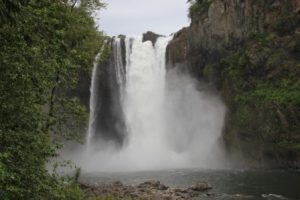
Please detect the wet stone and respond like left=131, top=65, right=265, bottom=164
left=80, top=180, right=213, bottom=200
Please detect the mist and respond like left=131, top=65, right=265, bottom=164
left=63, top=36, right=226, bottom=172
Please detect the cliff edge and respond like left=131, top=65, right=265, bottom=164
left=167, top=0, right=300, bottom=168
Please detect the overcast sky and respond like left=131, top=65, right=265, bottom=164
left=95, top=0, right=190, bottom=36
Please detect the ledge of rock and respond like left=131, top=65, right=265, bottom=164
left=142, top=31, right=163, bottom=46
left=80, top=180, right=212, bottom=200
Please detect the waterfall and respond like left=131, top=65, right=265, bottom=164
left=113, top=38, right=126, bottom=90
left=87, top=38, right=126, bottom=148
left=122, top=37, right=170, bottom=168
left=86, top=52, right=101, bottom=148
left=83, top=35, right=226, bottom=171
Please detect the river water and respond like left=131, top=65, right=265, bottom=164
left=80, top=169, right=300, bottom=200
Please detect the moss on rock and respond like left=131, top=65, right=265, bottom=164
left=167, top=0, right=300, bottom=168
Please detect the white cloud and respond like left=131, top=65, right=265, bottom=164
left=95, top=0, right=190, bottom=36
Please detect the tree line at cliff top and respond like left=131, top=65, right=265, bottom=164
left=0, top=0, right=108, bottom=199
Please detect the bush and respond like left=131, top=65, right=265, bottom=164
left=188, top=0, right=211, bottom=18
left=272, top=15, right=297, bottom=35
left=53, top=183, right=86, bottom=200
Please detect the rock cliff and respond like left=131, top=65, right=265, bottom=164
left=167, top=0, right=300, bottom=168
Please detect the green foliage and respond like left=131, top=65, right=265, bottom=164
left=52, top=182, right=86, bottom=200
left=272, top=14, right=298, bottom=35
left=99, top=41, right=112, bottom=64
left=248, top=32, right=278, bottom=46
left=69, top=0, right=106, bottom=12
left=277, top=140, right=300, bottom=151
left=203, top=64, right=215, bottom=80
left=221, top=52, right=250, bottom=93
left=288, top=34, right=300, bottom=53
left=250, top=85, right=300, bottom=105
left=221, top=26, right=300, bottom=162
left=188, top=0, right=211, bottom=18
left=0, top=0, right=105, bottom=199
left=0, top=0, right=29, bottom=24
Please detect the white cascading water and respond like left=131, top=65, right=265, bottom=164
left=122, top=37, right=171, bottom=169
left=86, top=41, right=107, bottom=149
left=113, top=38, right=126, bottom=89
left=86, top=54, right=100, bottom=149
left=81, top=36, right=226, bottom=171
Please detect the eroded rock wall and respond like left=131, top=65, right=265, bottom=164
left=167, top=0, right=300, bottom=168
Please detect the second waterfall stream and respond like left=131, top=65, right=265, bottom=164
left=81, top=35, right=226, bottom=171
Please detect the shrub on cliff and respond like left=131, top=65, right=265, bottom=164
left=272, top=14, right=299, bottom=35
left=188, top=0, right=211, bottom=18
left=220, top=28, right=300, bottom=165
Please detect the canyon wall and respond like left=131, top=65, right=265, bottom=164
left=167, top=0, right=300, bottom=168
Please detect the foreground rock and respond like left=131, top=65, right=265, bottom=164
left=189, top=181, right=212, bottom=191
left=80, top=180, right=212, bottom=200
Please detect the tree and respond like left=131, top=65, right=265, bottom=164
left=0, top=0, right=29, bottom=24
left=0, top=0, right=105, bottom=199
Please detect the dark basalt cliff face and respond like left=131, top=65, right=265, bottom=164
left=72, top=37, right=127, bottom=146
left=72, top=33, right=165, bottom=146
left=142, top=31, right=162, bottom=45
left=92, top=37, right=127, bottom=145
left=167, top=0, right=300, bottom=168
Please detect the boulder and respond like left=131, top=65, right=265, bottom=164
left=138, top=180, right=161, bottom=188
left=189, top=181, right=212, bottom=191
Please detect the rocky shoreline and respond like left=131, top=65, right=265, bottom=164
left=80, top=180, right=214, bottom=200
